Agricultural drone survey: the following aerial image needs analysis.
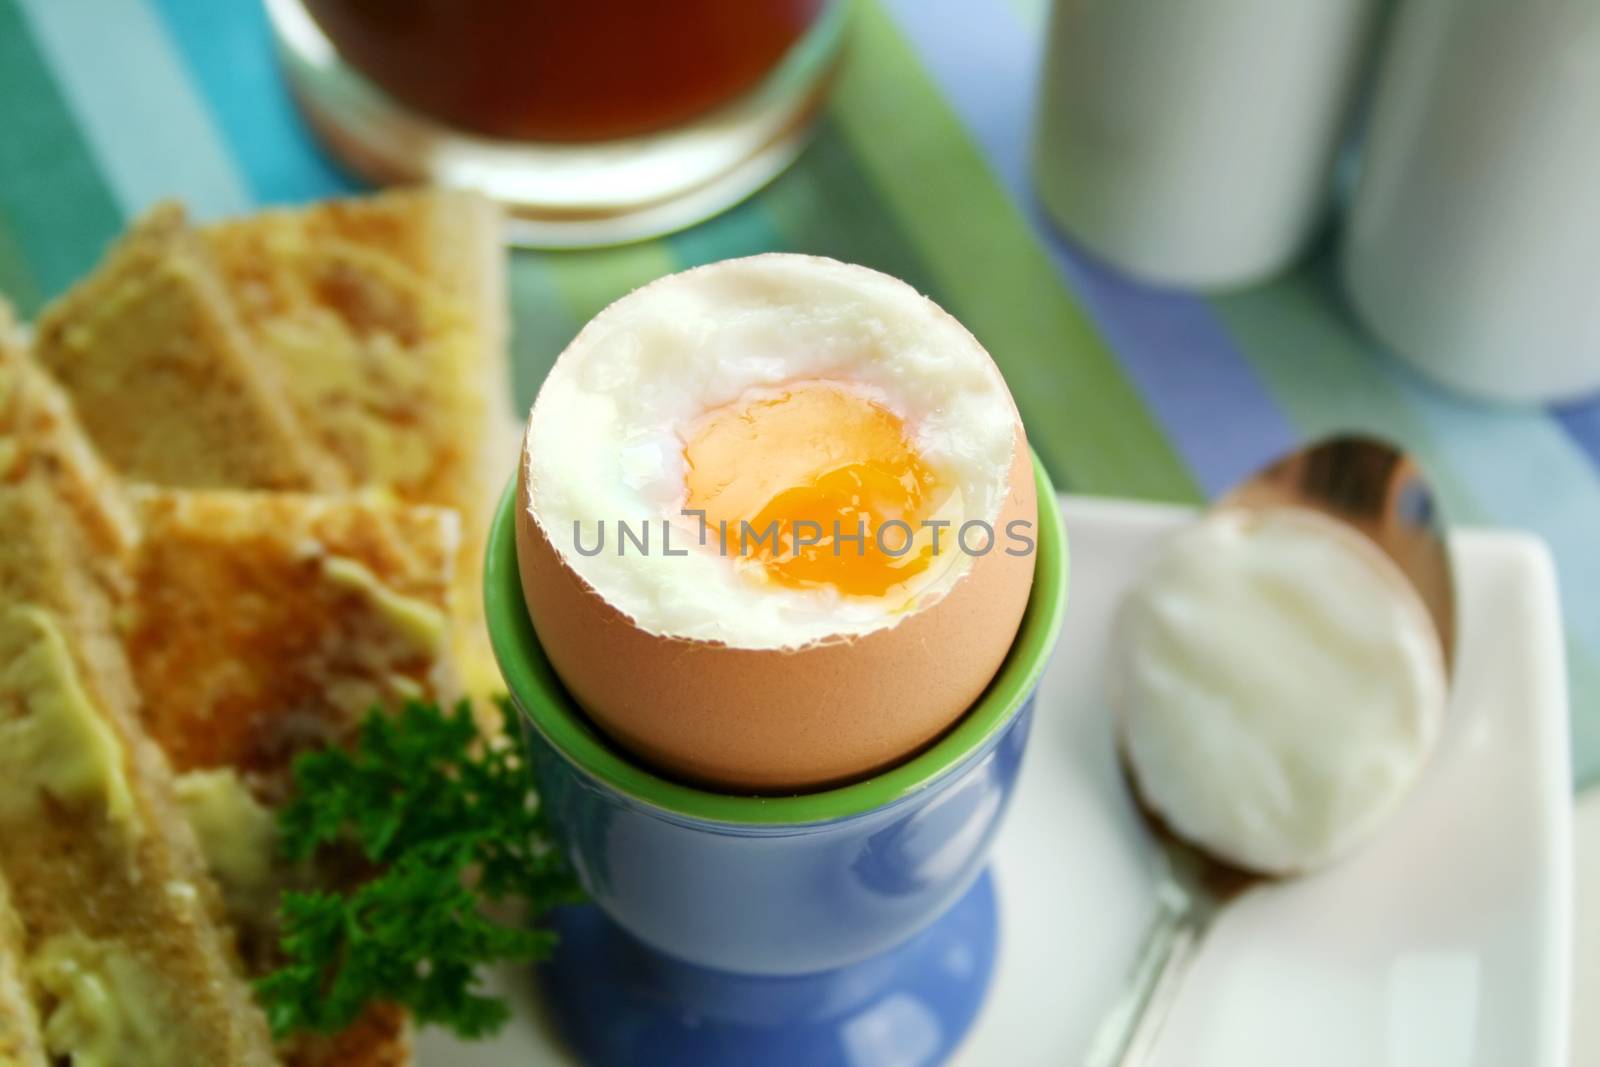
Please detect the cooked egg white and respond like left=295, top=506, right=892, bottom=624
left=1112, top=507, right=1447, bottom=875
left=523, top=254, right=1020, bottom=648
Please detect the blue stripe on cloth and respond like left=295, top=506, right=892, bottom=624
left=18, top=0, right=252, bottom=221
left=879, top=0, right=1299, bottom=497
left=1399, top=386, right=1600, bottom=660
left=147, top=0, right=360, bottom=206
left=1554, top=401, right=1600, bottom=473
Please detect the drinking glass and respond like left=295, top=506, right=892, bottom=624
left=267, top=0, right=852, bottom=247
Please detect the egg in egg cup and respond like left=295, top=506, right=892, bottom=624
left=487, top=256, right=1069, bottom=1067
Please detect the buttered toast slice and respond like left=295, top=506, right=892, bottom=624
left=202, top=189, right=513, bottom=699
left=127, top=488, right=461, bottom=801
left=207, top=187, right=507, bottom=328
left=32, top=191, right=514, bottom=700
left=0, top=305, right=138, bottom=585
left=127, top=489, right=462, bottom=1067
left=0, top=876, right=46, bottom=1067
left=0, top=317, right=279, bottom=1066
left=29, top=204, right=344, bottom=492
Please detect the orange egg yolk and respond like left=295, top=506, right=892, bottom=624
left=682, top=383, right=942, bottom=598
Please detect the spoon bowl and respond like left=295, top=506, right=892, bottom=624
left=1220, top=433, right=1455, bottom=672
left=1086, top=433, right=1457, bottom=1067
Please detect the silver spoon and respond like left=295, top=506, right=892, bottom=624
left=1084, top=433, right=1457, bottom=1067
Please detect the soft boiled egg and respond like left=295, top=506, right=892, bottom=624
left=515, top=255, right=1036, bottom=792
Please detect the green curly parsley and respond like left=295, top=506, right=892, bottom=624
left=256, top=699, right=584, bottom=1040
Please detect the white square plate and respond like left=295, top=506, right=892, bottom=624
left=420, top=497, right=1573, bottom=1067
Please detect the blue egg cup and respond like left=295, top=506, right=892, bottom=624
left=485, top=454, right=1068, bottom=1067
left=540, top=867, right=1002, bottom=1066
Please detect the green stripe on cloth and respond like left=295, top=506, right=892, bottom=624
left=539, top=241, right=678, bottom=327
left=0, top=0, right=123, bottom=311
left=17, top=0, right=250, bottom=221
left=516, top=194, right=790, bottom=402
left=668, top=194, right=791, bottom=265
left=763, top=117, right=953, bottom=310
left=513, top=242, right=681, bottom=415
left=0, top=214, right=43, bottom=317
left=513, top=128, right=937, bottom=403
left=507, top=253, right=580, bottom=413
left=830, top=1, right=1200, bottom=501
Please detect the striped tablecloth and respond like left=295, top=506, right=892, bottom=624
left=3, top=0, right=1596, bottom=789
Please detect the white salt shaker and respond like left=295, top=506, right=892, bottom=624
left=1031, top=0, right=1380, bottom=290
left=1342, top=0, right=1600, bottom=404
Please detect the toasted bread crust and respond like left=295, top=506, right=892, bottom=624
left=0, top=875, right=46, bottom=1067
left=125, top=489, right=457, bottom=1067
left=127, top=489, right=460, bottom=796
left=32, top=192, right=510, bottom=702
left=203, top=190, right=513, bottom=699
left=3, top=189, right=510, bottom=1066
left=0, top=318, right=280, bottom=1066
left=281, top=1002, right=413, bottom=1067
left=31, top=204, right=344, bottom=492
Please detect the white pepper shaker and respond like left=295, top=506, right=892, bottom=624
left=1342, top=0, right=1600, bottom=405
left=1031, top=0, right=1380, bottom=291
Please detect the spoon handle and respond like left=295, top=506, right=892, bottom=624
left=1081, top=879, right=1215, bottom=1067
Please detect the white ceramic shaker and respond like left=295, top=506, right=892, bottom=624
left=1342, top=0, right=1600, bottom=404
left=1031, top=0, right=1381, bottom=290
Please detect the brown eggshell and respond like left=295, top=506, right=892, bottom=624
left=515, top=430, right=1037, bottom=793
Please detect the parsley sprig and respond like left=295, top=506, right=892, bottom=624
left=256, top=699, right=584, bottom=1040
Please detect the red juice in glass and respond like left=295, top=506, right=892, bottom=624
left=271, top=0, right=850, bottom=245
left=303, top=0, right=829, bottom=142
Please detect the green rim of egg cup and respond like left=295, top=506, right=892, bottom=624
left=485, top=450, right=1068, bottom=827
